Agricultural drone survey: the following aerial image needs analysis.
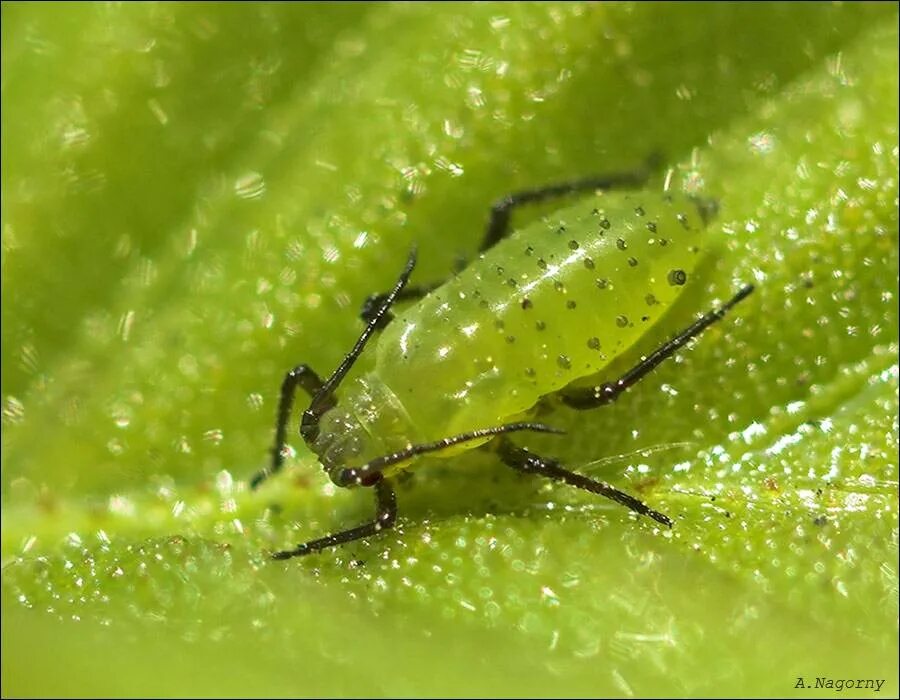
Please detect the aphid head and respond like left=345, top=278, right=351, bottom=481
left=303, top=375, right=416, bottom=489
left=306, top=405, right=373, bottom=486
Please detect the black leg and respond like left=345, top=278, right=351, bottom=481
left=359, top=158, right=659, bottom=329
left=496, top=438, right=672, bottom=527
left=250, top=364, right=326, bottom=490
left=272, top=477, right=398, bottom=559
left=561, top=285, right=754, bottom=409
left=479, top=157, right=659, bottom=252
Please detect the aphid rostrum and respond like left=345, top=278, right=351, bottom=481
left=250, top=163, right=754, bottom=559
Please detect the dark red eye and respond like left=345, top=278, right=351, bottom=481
left=359, top=472, right=381, bottom=487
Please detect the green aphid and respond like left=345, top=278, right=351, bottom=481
left=250, top=160, right=754, bottom=559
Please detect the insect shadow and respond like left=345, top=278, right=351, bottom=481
left=250, top=160, right=754, bottom=559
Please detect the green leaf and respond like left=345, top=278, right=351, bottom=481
left=3, top=4, right=897, bottom=696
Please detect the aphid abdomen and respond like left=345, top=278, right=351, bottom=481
left=373, top=192, right=709, bottom=444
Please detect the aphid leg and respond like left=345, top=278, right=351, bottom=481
left=250, top=365, right=326, bottom=490
left=496, top=438, right=672, bottom=527
left=480, top=157, right=660, bottom=252
left=561, top=285, right=755, bottom=409
left=359, top=284, right=439, bottom=328
left=272, top=477, right=397, bottom=560
left=359, top=157, right=660, bottom=325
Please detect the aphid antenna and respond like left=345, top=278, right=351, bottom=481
left=335, top=422, right=564, bottom=486
left=300, top=246, right=419, bottom=444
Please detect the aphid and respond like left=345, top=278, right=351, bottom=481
left=250, top=162, right=754, bottom=559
